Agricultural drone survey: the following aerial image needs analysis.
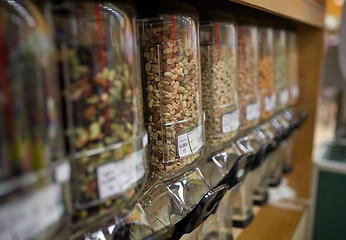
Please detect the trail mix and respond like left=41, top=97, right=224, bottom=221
left=53, top=1, right=146, bottom=222
left=200, top=22, right=238, bottom=148
left=139, top=17, right=204, bottom=177
left=237, top=25, right=260, bottom=131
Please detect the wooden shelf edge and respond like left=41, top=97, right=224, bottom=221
left=228, top=0, right=325, bottom=28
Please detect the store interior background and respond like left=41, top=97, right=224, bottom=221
left=314, top=0, right=343, bottom=146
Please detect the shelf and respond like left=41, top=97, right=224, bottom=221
left=229, top=0, right=325, bottom=28
left=235, top=200, right=308, bottom=240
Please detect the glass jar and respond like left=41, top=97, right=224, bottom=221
left=199, top=14, right=239, bottom=149
left=258, top=26, right=275, bottom=122
left=52, top=1, right=147, bottom=224
left=237, top=19, right=260, bottom=131
left=137, top=1, right=204, bottom=178
left=69, top=203, right=154, bottom=240
left=287, top=30, right=299, bottom=106
left=0, top=160, right=71, bottom=240
left=140, top=169, right=209, bottom=233
left=274, top=29, right=289, bottom=112
left=0, top=0, right=62, bottom=182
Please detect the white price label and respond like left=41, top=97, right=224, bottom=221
left=97, top=163, right=121, bottom=200
left=264, top=93, right=276, bottom=112
left=254, top=101, right=260, bottom=119
left=280, top=89, right=289, bottom=105
left=291, top=85, right=299, bottom=99
left=55, top=161, right=71, bottom=183
left=0, top=184, right=63, bottom=240
left=97, top=150, right=145, bottom=200
left=264, top=95, right=273, bottom=112
left=134, top=150, right=145, bottom=181
left=222, top=110, right=240, bottom=133
left=246, top=101, right=260, bottom=121
left=177, top=132, right=192, bottom=158
left=188, top=125, right=204, bottom=154
left=142, top=133, right=148, bottom=147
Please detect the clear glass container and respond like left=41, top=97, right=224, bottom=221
left=140, top=169, right=209, bottom=232
left=237, top=20, right=260, bottom=131
left=198, top=142, right=242, bottom=188
left=232, top=171, right=255, bottom=228
left=69, top=204, right=154, bottom=240
left=0, top=0, right=62, bottom=182
left=287, top=30, right=299, bottom=106
left=253, top=124, right=275, bottom=195
left=193, top=147, right=247, bottom=240
left=52, top=1, right=147, bottom=224
left=259, top=26, right=275, bottom=122
left=249, top=128, right=270, bottom=205
left=274, top=29, right=289, bottom=113
left=281, top=109, right=295, bottom=173
left=0, top=161, right=71, bottom=240
left=232, top=136, right=257, bottom=227
left=267, top=143, right=284, bottom=186
left=137, top=3, right=204, bottom=178
left=267, top=116, right=286, bottom=186
left=200, top=17, right=239, bottom=149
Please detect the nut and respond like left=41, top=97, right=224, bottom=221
left=200, top=24, right=238, bottom=148
left=141, top=19, right=203, bottom=176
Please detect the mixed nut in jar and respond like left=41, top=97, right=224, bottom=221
left=52, top=0, right=147, bottom=224
left=199, top=12, right=239, bottom=149
left=287, top=30, right=299, bottom=106
left=273, top=29, right=289, bottom=112
left=137, top=1, right=204, bottom=178
left=0, top=0, right=62, bottom=182
left=258, top=25, right=275, bottom=122
left=237, top=18, right=260, bottom=131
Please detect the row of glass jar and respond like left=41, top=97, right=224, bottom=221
left=0, top=0, right=300, bottom=239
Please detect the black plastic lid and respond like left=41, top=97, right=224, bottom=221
left=134, top=0, right=199, bottom=20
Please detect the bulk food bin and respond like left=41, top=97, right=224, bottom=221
left=232, top=135, right=262, bottom=228
left=136, top=0, right=204, bottom=181
left=249, top=21, right=276, bottom=206
left=51, top=0, right=148, bottom=226
left=139, top=169, right=225, bottom=237
left=136, top=2, right=231, bottom=239
left=265, top=27, right=290, bottom=186
left=68, top=203, right=154, bottom=240
left=287, top=30, right=299, bottom=107
left=193, top=5, right=240, bottom=191
left=231, top=16, right=262, bottom=228
left=199, top=10, right=239, bottom=150
left=273, top=28, right=289, bottom=113
left=182, top=148, right=247, bottom=240
left=251, top=125, right=274, bottom=205
left=266, top=117, right=285, bottom=186
left=258, top=24, right=275, bottom=124
left=0, top=1, right=71, bottom=239
left=237, top=18, right=260, bottom=132
left=281, top=30, right=300, bottom=174
left=0, top=0, right=63, bottom=182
